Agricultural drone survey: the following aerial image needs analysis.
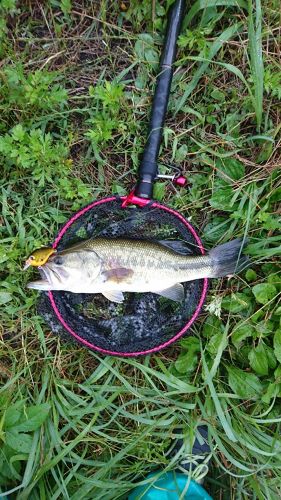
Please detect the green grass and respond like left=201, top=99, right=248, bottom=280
left=0, top=0, right=280, bottom=498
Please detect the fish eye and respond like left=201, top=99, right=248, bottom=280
left=30, top=255, right=35, bottom=261
left=53, top=256, right=63, bottom=265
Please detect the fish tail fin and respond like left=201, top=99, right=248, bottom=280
left=208, top=238, right=249, bottom=278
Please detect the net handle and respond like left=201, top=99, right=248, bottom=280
left=135, top=0, right=185, bottom=199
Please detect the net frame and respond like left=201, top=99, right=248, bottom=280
left=39, top=196, right=208, bottom=356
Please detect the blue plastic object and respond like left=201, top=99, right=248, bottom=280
left=128, top=471, right=213, bottom=500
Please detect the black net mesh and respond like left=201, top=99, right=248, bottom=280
left=38, top=197, right=205, bottom=355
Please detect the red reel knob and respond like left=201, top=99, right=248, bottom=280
left=174, top=175, right=187, bottom=187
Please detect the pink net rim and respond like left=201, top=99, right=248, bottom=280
left=48, top=196, right=208, bottom=357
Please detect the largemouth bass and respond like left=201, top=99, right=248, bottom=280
left=26, top=237, right=248, bottom=302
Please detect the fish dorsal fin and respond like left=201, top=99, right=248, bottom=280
left=157, top=240, right=195, bottom=255
left=102, top=290, right=125, bottom=303
left=154, top=283, right=184, bottom=302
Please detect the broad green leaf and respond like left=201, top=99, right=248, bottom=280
left=269, top=186, right=281, bottom=203
left=11, top=123, right=25, bottom=141
left=14, top=403, right=50, bottom=433
left=254, top=320, right=273, bottom=337
left=144, top=48, right=159, bottom=66
left=232, top=323, right=255, bottom=347
left=4, top=407, right=21, bottom=428
left=209, top=180, right=237, bottom=211
left=135, top=71, right=148, bottom=90
left=0, top=291, right=13, bottom=305
left=256, top=141, right=274, bottom=163
left=267, top=273, right=281, bottom=291
left=227, top=366, right=263, bottom=399
left=274, top=365, right=281, bottom=379
left=262, top=382, right=279, bottom=404
left=252, top=283, right=277, bottom=305
left=203, top=217, right=229, bottom=242
left=248, top=343, right=268, bottom=376
left=175, top=144, right=188, bottom=162
left=274, top=306, right=281, bottom=316
left=202, top=315, right=223, bottom=337
left=134, top=34, right=155, bottom=61
left=175, top=351, right=198, bottom=375
left=216, top=158, right=245, bottom=182
left=206, top=332, right=228, bottom=355
left=273, top=329, right=281, bottom=363
left=262, top=262, right=280, bottom=274
left=265, top=345, right=277, bottom=370
left=0, top=248, right=9, bottom=264
left=180, top=336, right=201, bottom=351
left=5, top=431, right=33, bottom=454
left=211, top=89, right=225, bottom=101
left=175, top=337, right=200, bottom=374
left=222, top=293, right=252, bottom=313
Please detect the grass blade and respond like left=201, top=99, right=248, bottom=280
left=248, top=0, right=264, bottom=130
left=201, top=348, right=237, bottom=442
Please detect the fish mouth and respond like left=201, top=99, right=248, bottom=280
left=27, top=266, right=50, bottom=290
left=40, top=264, right=65, bottom=283
left=27, top=264, right=64, bottom=290
left=39, top=266, right=52, bottom=282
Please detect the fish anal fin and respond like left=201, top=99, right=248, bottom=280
left=102, top=290, right=124, bottom=303
left=154, top=283, right=184, bottom=302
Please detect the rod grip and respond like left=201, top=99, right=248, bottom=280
left=135, top=0, right=185, bottom=198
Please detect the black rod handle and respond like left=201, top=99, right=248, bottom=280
left=135, top=0, right=185, bottom=199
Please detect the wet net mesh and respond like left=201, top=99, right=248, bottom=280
left=38, top=197, right=205, bottom=355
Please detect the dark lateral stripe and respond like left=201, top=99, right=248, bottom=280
left=177, top=257, right=210, bottom=271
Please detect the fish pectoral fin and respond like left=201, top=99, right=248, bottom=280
left=154, top=283, right=184, bottom=302
left=102, top=267, right=134, bottom=284
left=102, top=290, right=125, bottom=303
